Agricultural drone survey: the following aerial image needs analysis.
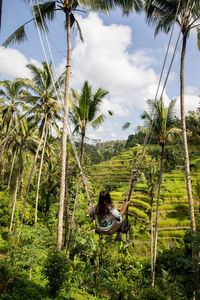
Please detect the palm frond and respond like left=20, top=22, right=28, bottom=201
left=91, top=114, right=105, bottom=129
left=122, top=122, right=131, bottom=130
left=3, top=25, right=28, bottom=47
left=78, top=0, right=143, bottom=15
left=33, top=1, right=56, bottom=31
left=197, top=26, right=200, bottom=50
left=74, top=15, right=84, bottom=42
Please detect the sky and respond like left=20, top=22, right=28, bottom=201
left=0, top=0, right=200, bottom=143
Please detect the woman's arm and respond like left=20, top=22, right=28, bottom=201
left=120, top=201, right=130, bottom=217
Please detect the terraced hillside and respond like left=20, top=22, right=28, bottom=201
left=89, top=145, right=200, bottom=252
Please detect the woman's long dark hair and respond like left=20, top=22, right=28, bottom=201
left=96, top=191, right=112, bottom=218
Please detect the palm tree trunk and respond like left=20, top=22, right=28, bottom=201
left=180, top=31, right=196, bottom=232
left=66, top=175, right=81, bottom=257
left=80, top=131, right=85, bottom=167
left=152, top=144, right=164, bottom=287
left=0, top=114, right=13, bottom=163
left=20, top=117, right=47, bottom=227
left=8, top=149, right=17, bottom=189
left=64, top=144, right=70, bottom=248
left=57, top=9, right=71, bottom=251
left=35, top=121, right=48, bottom=225
left=150, top=193, right=154, bottom=287
left=66, top=132, right=85, bottom=256
left=9, top=165, right=20, bottom=233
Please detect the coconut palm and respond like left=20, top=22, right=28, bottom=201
left=144, top=0, right=200, bottom=234
left=187, top=109, right=200, bottom=144
left=141, top=97, right=177, bottom=287
left=0, top=79, right=27, bottom=162
left=6, top=115, right=38, bottom=232
left=20, top=61, right=64, bottom=226
left=70, top=81, right=109, bottom=165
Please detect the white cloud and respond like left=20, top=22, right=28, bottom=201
left=174, top=86, right=200, bottom=116
left=0, top=47, right=33, bottom=79
left=58, top=13, right=162, bottom=119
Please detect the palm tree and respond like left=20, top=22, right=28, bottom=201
left=20, top=61, right=64, bottom=226
left=144, top=0, right=200, bottom=234
left=0, top=79, right=27, bottom=162
left=187, top=109, right=200, bottom=144
left=141, top=97, right=177, bottom=287
left=66, top=81, right=110, bottom=254
left=6, top=116, right=38, bottom=232
left=70, top=81, right=109, bottom=165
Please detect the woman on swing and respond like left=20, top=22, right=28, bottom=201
left=89, top=190, right=130, bottom=240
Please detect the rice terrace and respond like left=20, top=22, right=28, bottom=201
left=0, top=0, right=200, bottom=299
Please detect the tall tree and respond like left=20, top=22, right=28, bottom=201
left=142, top=97, right=177, bottom=286
left=0, top=79, right=26, bottom=162
left=20, top=61, right=64, bottom=226
left=187, top=109, right=200, bottom=144
left=70, top=81, right=109, bottom=165
left=145, top=0, right=200, bottom=234
left=6, top=116, right=37, bottom=232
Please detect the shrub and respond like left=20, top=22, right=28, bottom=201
left=43, top=250, right=70, bottom=297
left=139, top=287, right=166, bottom=299
left=4, top=277, right=44, bottom=300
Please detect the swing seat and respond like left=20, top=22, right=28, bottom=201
left=95, top=222, right=131, bottom=235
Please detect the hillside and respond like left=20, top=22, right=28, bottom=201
left=88, top=145, right=200, bottom=253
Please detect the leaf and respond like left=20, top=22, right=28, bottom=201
left=3, top=25, right=28, bottom=47
left=122, top=122, right=131, bottom=130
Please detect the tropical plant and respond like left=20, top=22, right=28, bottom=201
left=6, top=116, right=38, bottom=232
left=70, top=81, right=109, bottom=165
left=187, top=109, right=200, bottom=144
left=144, top=0, right=200, bottom=234
left=141, top=97, right=177, bottom=286
left=0, top=79, right=27, bottom=162
left=19, top=61, right=64, bottom=227
left=24, top=62, right=63, bottom=223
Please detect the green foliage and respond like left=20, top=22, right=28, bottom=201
left=0, top=259, right=13, bottom=291
left=138, top=287, right=166, bottom=300
left=129, top=207, right=149, bottom=222
left=0, top=191, right=10, bottom=230
left=43, top=250, right=70, bottom=297
left=5, top=277, right=45, bottom=300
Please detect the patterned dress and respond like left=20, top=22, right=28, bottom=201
left=89, top=205, right=122, bottom=232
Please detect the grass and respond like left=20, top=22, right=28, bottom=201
left=158, top=230, right=186, bottom=238
left=132, top=199, right=151, bottom=211
left=129, top=207, right=149, bottom=222
left=158, top=218, right=190, bottom=227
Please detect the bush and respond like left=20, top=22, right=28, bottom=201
left=43, top=250, right=70, bottom=297
left=139, top=287, right=166, bottom=300
left=4, top=277, right=44, bottom=300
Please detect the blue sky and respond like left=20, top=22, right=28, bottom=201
left=0, top=0, right=200, bottom=142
